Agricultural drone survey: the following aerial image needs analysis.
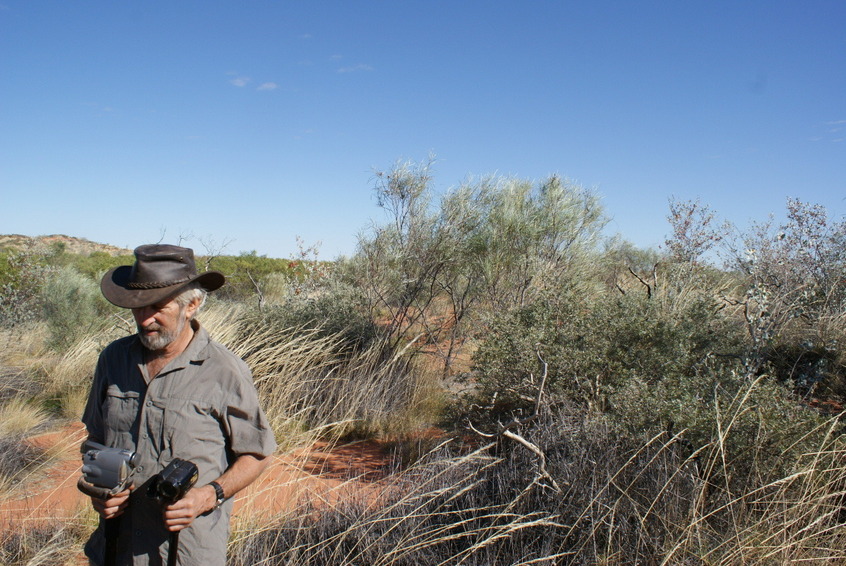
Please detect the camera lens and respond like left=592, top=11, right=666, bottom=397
left=159, top=482, right=179, bottom=500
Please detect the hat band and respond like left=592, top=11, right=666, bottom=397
left=126, top=277, right=192, bottom=290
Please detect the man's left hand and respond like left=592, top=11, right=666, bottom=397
left=162, top=485, right=216, bottom=532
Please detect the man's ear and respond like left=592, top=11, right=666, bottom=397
left=184, top=297, right=201, bottom=320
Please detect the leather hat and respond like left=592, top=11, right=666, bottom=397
left=100, top=244, right=225, bottom=308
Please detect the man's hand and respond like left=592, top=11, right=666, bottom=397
left=162, top=485, right=216, bottom=532
left=90, top=488, right=132, bottom=520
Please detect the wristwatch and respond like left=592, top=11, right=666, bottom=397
left=209, top=481, right=226, bottom=509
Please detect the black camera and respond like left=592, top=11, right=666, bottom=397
left=147, top=458, right=199, bottom=504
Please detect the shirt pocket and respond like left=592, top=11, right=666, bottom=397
left=162, top=398, right=226, bottom=465
left=103, top=386, right=141, bottom=438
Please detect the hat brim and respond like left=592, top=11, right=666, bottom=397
left=100, top=266, right=225, bottom=309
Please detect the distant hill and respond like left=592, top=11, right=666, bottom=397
left=0, top=234, right=131, bottom=256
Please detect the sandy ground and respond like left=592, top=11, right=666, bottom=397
left=1, top=422, right=390, bottom=534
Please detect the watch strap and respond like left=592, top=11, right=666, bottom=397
left=209, top=481, right=225, bottom=509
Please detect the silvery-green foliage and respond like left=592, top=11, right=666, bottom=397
left=41, top=265, right=107, bottom=351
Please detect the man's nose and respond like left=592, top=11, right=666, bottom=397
left=134, top=307, right=157, bottom=326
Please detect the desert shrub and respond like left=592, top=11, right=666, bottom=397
left=473, top=289, right=744, bottom=414
left=57, top=250, right=134, bottom=280
left=611, top=368, right=830, bottom=488
left=0, top=397, right=50, bottom=496
left=0, top=250, right=50, bottom=327
left=206, top=251, right=297, bottom=302
left=260, top=278, right=379, bottom=351
left=0, top=432, right=43, bottom=494
left=764, top=339, right=846, bottom=399
left=351, top=160, right=606, bottom=372
left=720, top=198, right=846, bottom=397
left=40, top=266, right=110, bottom=351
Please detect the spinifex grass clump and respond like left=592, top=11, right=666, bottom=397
left=0, top=397, right=52, bottom=496
left=0, top=520, right=85, bottom=566
left=228, top=394, right=846, bottom=566
left=202, top=301, right=433, bottom=446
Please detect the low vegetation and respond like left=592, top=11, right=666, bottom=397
left=1, top=162, right=844, bottom=564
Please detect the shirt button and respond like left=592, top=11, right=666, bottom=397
left=146, top=401, right=152, bottom=407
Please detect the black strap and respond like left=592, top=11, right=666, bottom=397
left=168, top=531, right=180, bottom=566
left=103, top=517, right=120, bottom=566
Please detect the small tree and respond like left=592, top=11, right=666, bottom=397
left=352, top=160, right=607, bottom=376
left=726, top=199, right=846, bottom=394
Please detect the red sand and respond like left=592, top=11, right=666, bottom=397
left=1, top=422, right=391, bottom=533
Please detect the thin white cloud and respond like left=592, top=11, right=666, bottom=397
left=257, top=82, right=278, bottom=91
left=230, top=76, right=251, bottom=87
left=337, top=64, right=374, bottom=73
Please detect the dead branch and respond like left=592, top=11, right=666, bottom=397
left=246, top=270, right=266, bottom=313
left=502, top=429, right=562, bottom=492
left=628, top=267, right=652, bottom=299
left=467, top=349, right=563, bottom=492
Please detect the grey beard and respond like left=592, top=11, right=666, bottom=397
left=138, top=314, right=186, bottom=351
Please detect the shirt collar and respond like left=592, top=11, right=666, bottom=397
left=132, top=319, right=213, bottom=376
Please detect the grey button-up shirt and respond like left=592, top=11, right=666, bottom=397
left=81, top=321, right=276, bottom=566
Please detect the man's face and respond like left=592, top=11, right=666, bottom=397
left=132, top=298, right=191, bottom=351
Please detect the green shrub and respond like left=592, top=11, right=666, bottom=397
left=260, top=278, right=379, bottom=350
left=206, top=251, right=297, bottom=302
left=60, top=250, right=135, bottom=280
left=41, top=266, right=109, bottom=351
left=0, top=250, right=50, bottom=327
left=473, top=289, right=744, bottom=413
left=611, top=367, right=829, bottom=486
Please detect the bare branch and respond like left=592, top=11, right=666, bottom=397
left=628, top=267, right=652, bottom=299
left=467, top=347, right=561, bottom=493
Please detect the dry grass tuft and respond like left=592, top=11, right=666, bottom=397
left=0, top=398, right=50, bottom=438
left=202, top=302, right=435, bottom=449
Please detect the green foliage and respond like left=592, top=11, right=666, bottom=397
left=206, top=251, right=297, bottom=302
left=611, top=368, right=828, bottom=485
left=40, top=266, right=109, bottom=351
left=351, top=160, right=607, bottom=374
left=57, top=250, right=135, bottom=280
left=0, top=250, right=50, bottom=327
left=454, top=174, right=606, bottom=310
left=473, top=289, right=744, bottom=413
left=260, top=277, right=379, bottom=350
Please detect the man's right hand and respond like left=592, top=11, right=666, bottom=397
left=90, top=488, right=132, bottom=520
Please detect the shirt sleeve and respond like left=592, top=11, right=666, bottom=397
left=222, top=359, right=277, bottom=458
left=80, top=350, right=108, bottom=446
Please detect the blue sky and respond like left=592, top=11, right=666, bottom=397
left=1, top=1, right=844, bottom=259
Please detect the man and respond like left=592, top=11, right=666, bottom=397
left=79, top=244, right=277, bottom=565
